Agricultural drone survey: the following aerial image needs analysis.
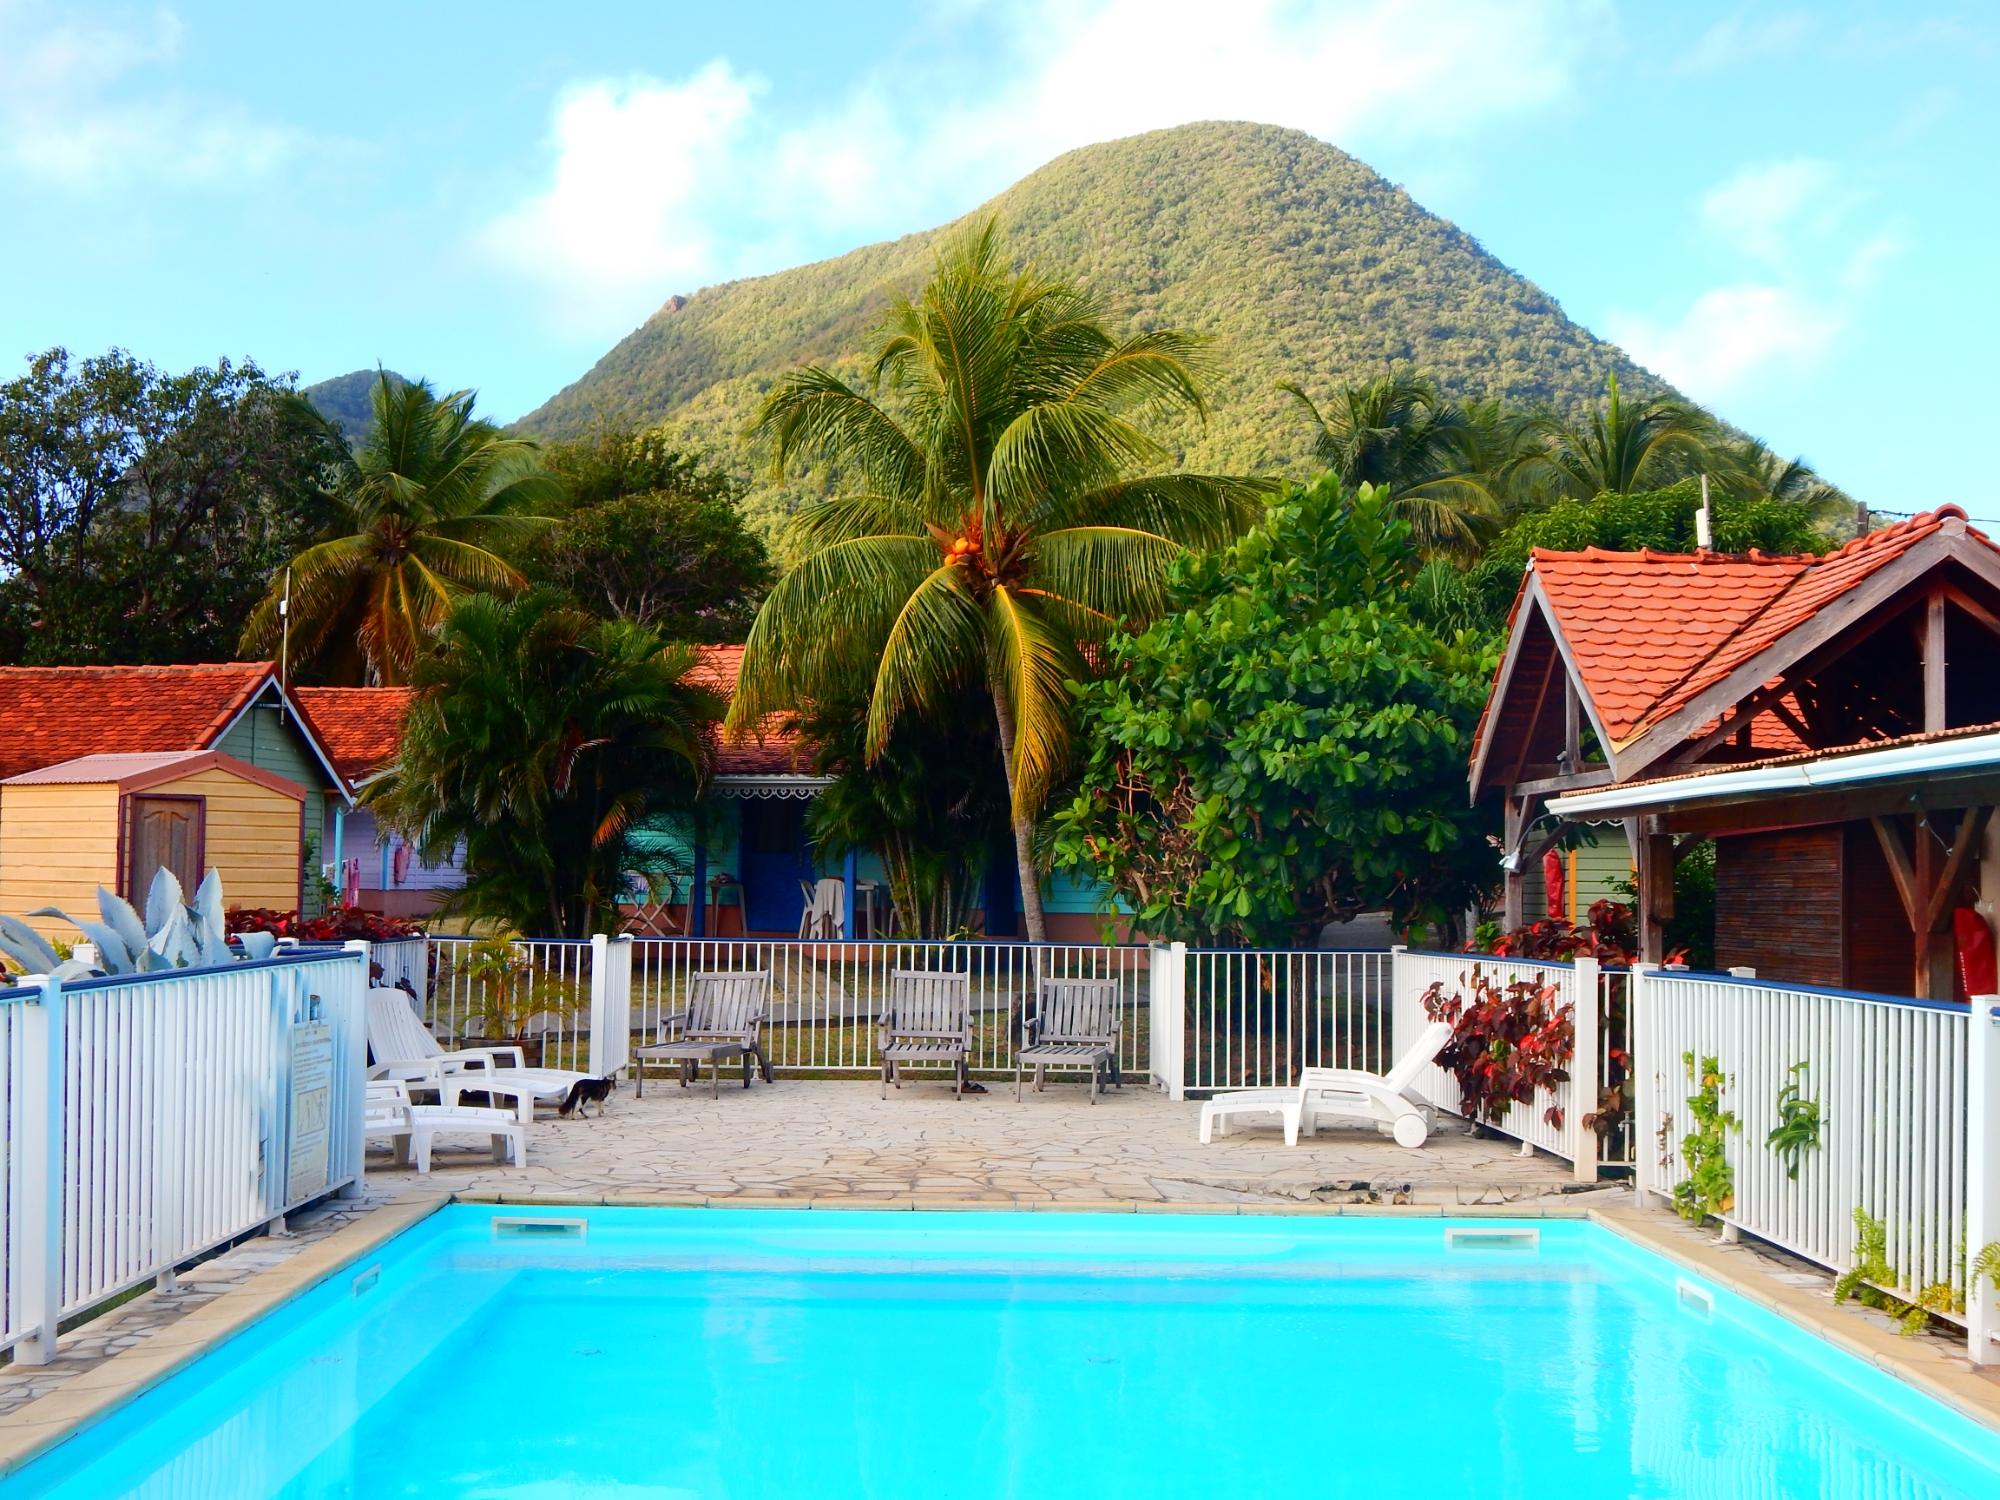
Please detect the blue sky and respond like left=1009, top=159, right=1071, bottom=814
left=1, top=1, right=1993, bottom=517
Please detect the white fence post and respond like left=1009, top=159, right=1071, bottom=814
left=589, top=934, right=634, bottom=1079
left=1151, top=942, right=1188, bottom=1099
left=1970, top=993, right=2000, bottom=1367
left=1389, top=944, right=1408, bottom=1064
left=1571, top=954, right=1600, bottom=1185
left=1630, top=963, right=1661, bottom=1211
left=16, top=974, right=65, bottom=1366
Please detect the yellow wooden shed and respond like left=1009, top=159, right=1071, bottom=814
left=0, top=750, right=304, bottom=940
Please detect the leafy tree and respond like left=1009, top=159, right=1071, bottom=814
left=241, top=374, right=559, bottom=684
left=531, top=428, right=773, bottom=640
left=795, top=683, right=1012, bottom=939
left=369, top=590, right=719, bottom=937
left=0, top=348, right=326, bottom=664
left=1515, top=373, right=1720, bottom=500
left=1469, top=477, right=1833, bottom=621
left=1277, top=373, right=1515, bottom=556
left=1051, top=478, right=1498, bottom=947
left=729, top=222, right=1269, bottom=940
left=1714, top=436, right=1851, bottom=516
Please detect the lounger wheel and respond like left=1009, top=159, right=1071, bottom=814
left=1392, top=1114, right=1427, bottom=1149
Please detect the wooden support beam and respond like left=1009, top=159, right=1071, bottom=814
left=1913, top=813, right=1953, bottom=1000
left=1921, top=806, right=1992, bottom=934
left=1925, top=590, right=1948, bottom=732
left=1871, top=815, right=1919, bottom=927
left=1563, top=678, right=1581, bottom=772
left=1636, top=828, right=1676, bottom=964
left=1502, top=796, right=1526, bottom=931
left=1512, top=767, right=1614, bottom=798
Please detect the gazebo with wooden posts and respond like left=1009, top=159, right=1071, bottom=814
left=1471, top=507, right=2000, bottom=1000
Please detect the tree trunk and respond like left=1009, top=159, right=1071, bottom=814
left=988, top=682, right=1049, bottom=943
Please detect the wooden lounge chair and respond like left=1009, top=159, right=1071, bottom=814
left=632, top=969, right=774, bottom=1098
left=1016, top=976, right=1123, bottom=1103
left=877, top=968, right=973, bottom=1098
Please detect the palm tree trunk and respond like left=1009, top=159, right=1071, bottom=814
left=988, top=683, right=1049, bottom=943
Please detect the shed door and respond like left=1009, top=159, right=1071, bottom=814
left=127, top=795, right=204, bottom=903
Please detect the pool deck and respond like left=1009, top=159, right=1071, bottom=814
left=4, top=1080, right=1999, bottom=1471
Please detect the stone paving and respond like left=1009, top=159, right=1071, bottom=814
left=366, top=1076, right=1596, bottom=1205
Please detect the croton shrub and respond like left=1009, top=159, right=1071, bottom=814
left=1422, top=967, right=1575, bottom=1130
left=227, top=906, right=425, bottom=942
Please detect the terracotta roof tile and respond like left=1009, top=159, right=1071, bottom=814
left=687, top=644, right=814, bottom=777
left=0, top=662, right=275, bottom=781
left=293, top=687, right=416, bottom=783
left=1529, top=508, right=1992, bottom=751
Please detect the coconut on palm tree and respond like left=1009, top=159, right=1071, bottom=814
left=242, top=374, right=558, bottom=684
left=1278, top=373, right=1513, bottom=556
left=730, top=223, right=1270, bottom=940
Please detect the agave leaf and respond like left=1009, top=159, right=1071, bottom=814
left=48, top=958, right=94, bottom=983
left=0, top=914, right=64, bottom=974
left=191, top=870, right=228, bottom=958
left=238, top=931, right=279, bottom=963
left=144, top=867, right=185, bottom=939
left=148, top=904, right=195, bottom=968
left=65, top=919, right=131, bottom=975
left=96, top=887, right=148, bottom=960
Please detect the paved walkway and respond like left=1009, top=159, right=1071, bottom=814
left=367, top=1077, right=1591, bottom=1205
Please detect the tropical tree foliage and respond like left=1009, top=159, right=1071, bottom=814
left=729, top=222, right=1269, bottom=939
left=370, top=590, right=719, bottom=938
left=1514, top=372, right=1719, bottom=500
left=795, top=683, right=1012, bottom=939
left=531, top=427, right=773, bottom=640
left=242, top=374, right=559, bottom=684
left=1278, top=373, right=1513, bottom=556
left=0, top=348, right=327, bottom=664
left=1051, top=478, right=1497, bottom=947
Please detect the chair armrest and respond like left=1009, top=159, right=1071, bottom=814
left=453, top=1045, right=527, bottom=1070
left=659, top=1010, right=690, bottom=1038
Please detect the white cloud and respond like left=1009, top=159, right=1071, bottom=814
left=0, top=3, right=302, bottom=190
left=481, top=0, right=1612, bottom=338
left=1698, top=157, right=1844, bottom=265
left=1676, top=11, right=1813, bottom=73
left=1608, top=285, right=1841, bottom=399
left=1609, top=157, right=1907, bottom=400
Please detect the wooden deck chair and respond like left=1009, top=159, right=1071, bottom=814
left=633, top=969, right=774, bottom=1098
left=1016, top=976, right=1123, bottom=1103
left=877, top=968, right=973, bottom=1098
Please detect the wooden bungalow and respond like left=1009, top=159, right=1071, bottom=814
left=1471, top=506, right=2000, bottom=999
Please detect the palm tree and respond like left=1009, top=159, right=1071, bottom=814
left=1514, top=372, right=1720, bottom=500
left=370, top=590, right=719, bottom=937
left=242, top=374, right=558, bottom=684
left=1715, top=437, right=1852, bottom=519
left=730, top=223, right=1269, bottom=940
left=1278, top=374, right=1512, bottom=556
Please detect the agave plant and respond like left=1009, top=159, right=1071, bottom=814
left=0, top=869, right=278, bottom=982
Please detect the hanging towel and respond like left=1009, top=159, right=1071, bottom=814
left=391, top=841, right=412, bottom=886
left=341, top=858, right=361, bottom=907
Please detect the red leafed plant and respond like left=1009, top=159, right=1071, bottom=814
left=1485, top=898, right=1637, bottom=963
left=227, top=907, right=424, bottom=942
left=1422, top=967, right=1575, bottom=1129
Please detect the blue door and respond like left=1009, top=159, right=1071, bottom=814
left=739, top=800, right=814, bottom=933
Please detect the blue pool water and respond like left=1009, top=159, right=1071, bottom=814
left=5, top=1207, right=2000, bottom=1498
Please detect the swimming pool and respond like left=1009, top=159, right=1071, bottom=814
left=4, top=1206, right=1998, bottom=1497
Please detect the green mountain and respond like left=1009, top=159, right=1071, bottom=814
left=518, top=121, right=1678, bottom=535
left=303, top=368, right=410, bottom=445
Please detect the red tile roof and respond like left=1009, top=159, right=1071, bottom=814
left=1529, top=507, right=1990, bottom=751
left=293, top=687, right=417, bottom=783
left=0, top=662, right=276, bottom=781
left=687, top=645, right=814, bottom=777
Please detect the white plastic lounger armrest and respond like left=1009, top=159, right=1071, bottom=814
left=450, top=1046, right=527, bottom=1071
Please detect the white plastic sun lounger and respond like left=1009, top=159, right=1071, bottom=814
left=1198, top=1021, right=1454, bottom=1150
left=365, top=1079, right=526, bottom=1173
left=366, top=987, right=595, bottom=1123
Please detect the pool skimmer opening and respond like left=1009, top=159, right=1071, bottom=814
left=1444, top=1227, right=1541, bottom=1252
left=492, top=1216, right=588, bottom=1240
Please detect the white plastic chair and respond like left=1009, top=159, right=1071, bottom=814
left=365, top=987, right=594, bottom=1123
left=1198, top=1021, right=1454, bottom=1149
left=364, top=1079, right=526, bottom=1173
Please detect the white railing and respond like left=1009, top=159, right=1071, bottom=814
left=1634, top=969, right=1979, bottom=1318
left=368, top=936, right=428, bottom=1009
left=1392, top=948, right=1601, bottom=1182
left=426, top=936, right=599, bottom=1074
left=0, top=948, right=368, bottom=1364
left=626, top=938, right=1154, bottom=1080
left=1179, top=948, right=1393, bottom=1091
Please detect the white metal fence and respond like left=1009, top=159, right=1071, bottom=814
left=1634, top=970, right=1977, bottom=1315
left=1179, top=948, right=1393, bottom=1090
left=369, top=937, right=428, bottom=1009
left=1391, top=949, right=1603, bottom=1182
left=0, top=948, right=368, bottom=1365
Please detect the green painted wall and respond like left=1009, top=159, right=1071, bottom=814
left=216, top=699, right=335, bottom=916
